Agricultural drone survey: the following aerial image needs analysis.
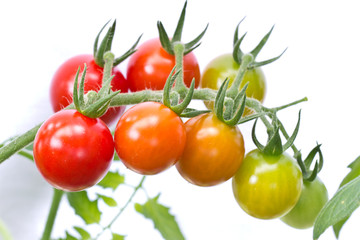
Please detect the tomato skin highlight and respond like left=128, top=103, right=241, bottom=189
left=232, top=149, right=302, bottom=219
left=50, top=54, right=128, bottom=126
left=280, top=177, right=328, bottom=229
left=114, top=102, right=186, bottom=175
left=126, top=38, right=200, bottom=91
left=176, top=113, right=245, bottom=187
left=33, top=109, right=114, bottom=192
left=200, top=53, right=266, bottom=114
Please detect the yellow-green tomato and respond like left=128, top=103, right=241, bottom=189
left=232, top=149, right=302, bottom=219
left=280, top=177, right=328, bottom=229
left=200, top=53, right=266, bottom=114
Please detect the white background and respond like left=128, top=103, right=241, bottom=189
left=1, top=0, right=360, bottom=239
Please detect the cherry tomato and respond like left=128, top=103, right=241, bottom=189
left=126, top=38, right=200, bottom=91
left=176, top=113, right=245, bottom=187
left=33, top=109, right=114, bottom=192
left=114, top=102, right=186, bottom=175
left=232, top=149, right=302, bottom=219
left=280, top=177, right=328, bottom=229
left=50, top=54, right=128, bottom=126
left=200, top=53, right=266, bottom=115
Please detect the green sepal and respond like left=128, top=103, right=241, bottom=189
left=250, top=25, right=274, bottom=59
left=113, top=34, right=142, bottom=66
left=183, top=23, right=208, bottom=55
left=172, top=1, right=187, bottom=43
left=224, top=84, right=247, bottom=126
left=214, top=78, right=230, bottom=122
left=72, top=65, right=86, bottom=113
left=251, top=118, right=265, bottom=151
left=232, top=30, right=247, bottom=64
left=94, top=20, right=116, bottom=67
left=295, top=143, right=323, bottom=182
left=237, top=112, right=265, bottom=124
left=162, top=67, right=181, bottom=107
left=162, top=67, right=194, bottom=115
left=93, top=20, right=142, bottom=67
left=282, top=110, right=301, bottom=152
left=157, top=0, right=208, bottom=55
left=250, top=48, right=287, bottom=68
left=158, top=21, right=174, bottom=55
left=180, top=108, right=210, bottom=118
left=251, top=118, right=284, bottom=156
left=262, top=125, right=283, bottom=156
left=171, top=79, right=195, bottom=114
left=232, top=19, right=286, bottom=68
left=82, top=90, right=120, bottom=118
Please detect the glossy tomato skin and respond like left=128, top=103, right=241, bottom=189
left=200, top=53, right=266, bottom=114
left=280, top=177, right=328, bottom=229
left=50, top=54, right=128, bottom=126
left=33, top=109, right=114, bottom=192
left=114, top=102, right=186, bottom=175
left=126, top=38, right=200, bottom=91
left=232, top=149, right=302, bottom=219
left=176, top=113, right=245, bottom=187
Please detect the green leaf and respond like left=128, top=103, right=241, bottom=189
left=112, top=233, right=126, bottom=240
left=73, top=226, right=91, bottom=240
left=97, top=194, right=117, bottom=207
left=332, top=156, right=360, bottom=238
left=97, top=171, right=125, bottom=191
left=59, top=231, right=78, bottom=240
left=135, top=195, right=185, bottom=240
left=67, top=191, right=101, bottom=225
left=313, top=175, right=360, bottom=239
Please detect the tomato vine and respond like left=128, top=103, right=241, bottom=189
left=1, top=1, right=358, bottom=240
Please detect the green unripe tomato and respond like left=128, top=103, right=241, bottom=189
left=280, top=177, right=328, bottom=229
left=232, top=149, right=302, bottom=219
left=200, top=53, right=266, bottom=115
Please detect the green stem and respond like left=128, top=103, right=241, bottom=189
left=97, top=52, right=115, bottom=98
left=227, top=53, right=254, bottom=98
left=41, top=189, right=64, bottom=240
left=97, top=176, right=146, bottom=238
left=173, top=42, right=187, bottom=96
left=0, top=87, right=306, bottom=164
left=0, top=123, right=42, bottom=164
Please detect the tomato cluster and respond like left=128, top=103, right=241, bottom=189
left=32, top=7, right=327, bottom=234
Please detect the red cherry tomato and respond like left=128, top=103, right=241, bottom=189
left=33, top=109, right=114, bottom=192
left=176, top=113, right=245, bottom=187
left=50, top=54, right=128, bottom=126
left=114, top=102, right=186, bottom=175
left=126, top=38, right=200, bottom=91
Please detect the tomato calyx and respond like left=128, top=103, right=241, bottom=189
left=93, top=20, right=142, bottom=68
left=162, top=66, right=209, bottom=118
left=157, top=1, right=208, bottom=56
left=232, top=18, right=287, bottom=68
left=294, top=143, right=324, bottom=181
left=252, top=111, right=301, bottom=156
left=73, top=52, right=120, bottom=118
